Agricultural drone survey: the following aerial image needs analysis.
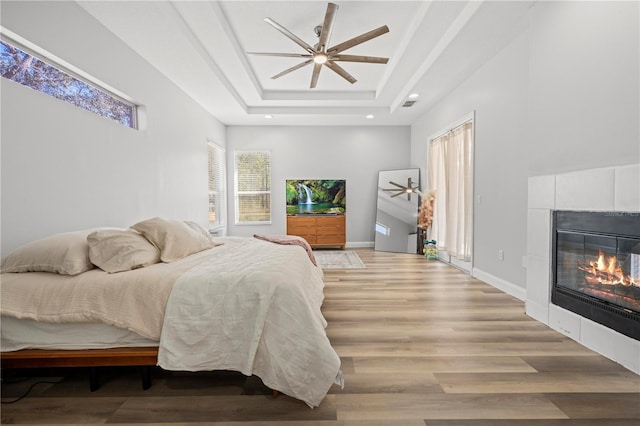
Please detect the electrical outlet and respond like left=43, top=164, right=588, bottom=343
left=498, top=249, right=504, bottom=261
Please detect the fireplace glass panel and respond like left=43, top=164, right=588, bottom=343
left=556, top=231, right=640, bottom=313
left=556, top=232, right=585, bottom=292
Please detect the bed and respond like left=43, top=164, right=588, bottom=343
left=0, top=218, right=342, bottom=408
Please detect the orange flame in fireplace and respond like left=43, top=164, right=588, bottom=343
left=578, top=251, right=637, bottom=287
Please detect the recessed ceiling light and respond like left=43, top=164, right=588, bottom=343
left=264, top=114, right=273, bottom=119
left=366, top=114, right=374, bottom=119
left=408, top=93, right=419, bottom=99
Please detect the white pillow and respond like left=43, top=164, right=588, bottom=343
left=1, top=230, right=95, bottom=275
left=184, top=221, right=220, bottom=244
left=130, top=217, right=215, bottom=262
left=87, top=229, right=160, bottom=273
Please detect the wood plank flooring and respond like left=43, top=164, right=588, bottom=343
left=2, top=249, right=639, bottom=424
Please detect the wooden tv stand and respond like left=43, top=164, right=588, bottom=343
left=287, top=214, right=345, bottom=250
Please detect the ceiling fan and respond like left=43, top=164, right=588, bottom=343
left=382, top=177, right=420, bottom=201
left=247, top=2, right=389, bottom=89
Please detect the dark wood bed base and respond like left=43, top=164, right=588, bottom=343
left=1, top=347, right=158, bottom=391
left=1, top=347, right=279, bottom=398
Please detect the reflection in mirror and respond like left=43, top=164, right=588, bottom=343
left=374, top=168, right=420, bottom=253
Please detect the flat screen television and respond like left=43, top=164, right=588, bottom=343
left=286, top=179, right=346, bottom=215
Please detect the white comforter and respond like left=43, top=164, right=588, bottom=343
left=158, top=237, right=342, bottom=407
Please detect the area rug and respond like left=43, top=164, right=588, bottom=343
left=313, top=250, right=366, bottom=269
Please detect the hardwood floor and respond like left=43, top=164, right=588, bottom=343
left=2, top=248, right=639, bottom=424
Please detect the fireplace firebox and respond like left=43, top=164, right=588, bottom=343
left=552, top=211, right=640, bottom=340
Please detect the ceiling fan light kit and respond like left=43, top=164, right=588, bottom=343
left=313, top=53, right=328, bottom=64
left=248, top=2, right=390, bottom=89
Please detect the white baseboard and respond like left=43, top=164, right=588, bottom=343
left=472, top=268, right=526, bottom=301
left=347, top=241, right=374, bottom=249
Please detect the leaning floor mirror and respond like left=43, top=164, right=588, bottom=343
left=374, top=168, right=420, bottom=254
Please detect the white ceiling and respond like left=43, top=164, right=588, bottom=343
left=78, top=0, right=534, bottom=126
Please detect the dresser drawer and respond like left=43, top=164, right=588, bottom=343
left=288, top=225, right=315, bottom=233
left=317, top=223, right=345, bottom=234
left=287, top=216, right=316, bottom=227
left=318, top=216, right=345, bottom=227
left=317, top=234, right=346, bottom=245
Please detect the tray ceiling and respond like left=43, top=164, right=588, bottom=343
left=78, top=1, right=533, bottom=126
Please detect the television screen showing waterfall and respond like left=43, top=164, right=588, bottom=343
left=286, top=179, right=346, bottom=215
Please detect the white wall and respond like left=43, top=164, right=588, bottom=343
left=0, top=1, right=226, bottom=255
left=410, top=0, right=639, bottom=296
left=527, top=1, right=639, bottom=175
left=226, top=126, right=411, bottom=246
left=411, top=27, right=530, bottom=295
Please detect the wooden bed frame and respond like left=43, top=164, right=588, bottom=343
left=1, top=347, right=158, bottom=391
left=1, top=347, right=279, bottom=397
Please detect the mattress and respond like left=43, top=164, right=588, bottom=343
left=1, top=316, right=157, bottom=351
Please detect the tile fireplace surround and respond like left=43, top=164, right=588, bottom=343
left=526, top=163, right=640, bottom=374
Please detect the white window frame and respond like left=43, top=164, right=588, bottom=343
left=234, top=150, right=272, bottom=225
left=208, top=141, right=226, bottom=235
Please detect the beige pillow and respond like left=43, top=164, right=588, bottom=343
left=1, top=230, right=95, bottom=275
left=131, top=217, right=215, bottom=262
left=184, top=221, right=221, bottom=245
left=87, top=229, right=160, bottom=273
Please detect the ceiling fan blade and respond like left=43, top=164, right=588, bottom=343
left=271, top=59, right=313, bottom=80
left=387, top=181, right=406, bottom=189
left=324, top=61, right=356, bottom=84
left=327, top=25, right=390, bottom=54
left=317, top=3, right=339, bottom=52
left=247, top=52, right=313, bottom=59
left=331, top=54, right=389, bottom=64
left=264, top=18, right=315, bottom=54
left=310, top=62, right=323, bottom=89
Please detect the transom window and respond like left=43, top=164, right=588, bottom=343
left=0, top=38, right=137, bottom=128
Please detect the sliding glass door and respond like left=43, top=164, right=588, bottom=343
left=427, top=118, right=474, bottom=270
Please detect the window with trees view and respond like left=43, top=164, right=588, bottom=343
left=234, top=151, right=271, bottom=224
left=0, top=39, right=136, bottom=128
left=208, top=142, right=226, bottom=234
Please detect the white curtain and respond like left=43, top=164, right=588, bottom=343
left=427, top=121, right=473, bottom=261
